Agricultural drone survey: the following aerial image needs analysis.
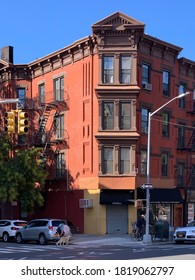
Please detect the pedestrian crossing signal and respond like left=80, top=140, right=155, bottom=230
left=4, top=111, right=15, bottom=133
left=18, top=110, right=29, bottom=134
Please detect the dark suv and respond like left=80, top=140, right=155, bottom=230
left=15, top=218, right=66, bottom=245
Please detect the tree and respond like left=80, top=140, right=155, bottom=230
left=0, top=133, right=48, bottom=214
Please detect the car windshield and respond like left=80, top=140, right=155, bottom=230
left=187, top=221, right=195, bottom=227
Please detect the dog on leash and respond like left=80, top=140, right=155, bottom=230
left=56, top=235, right=71, bottom=246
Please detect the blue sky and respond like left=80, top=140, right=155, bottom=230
left=1, top=0, right=195, bottom=64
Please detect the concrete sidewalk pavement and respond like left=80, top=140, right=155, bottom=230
left=70, top=234, right=173, bottom=246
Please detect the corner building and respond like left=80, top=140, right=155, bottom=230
left=0, top=11, right=195, bottom=234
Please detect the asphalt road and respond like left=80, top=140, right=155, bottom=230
left=0, top=240, right=195, bottom=260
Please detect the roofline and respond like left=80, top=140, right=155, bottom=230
left=143, top=33, right=183, bottom=53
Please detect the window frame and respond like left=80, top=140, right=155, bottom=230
left=141, top=108, right=150, bottom=133
left=141, top=150, right=147, bottom=175
left=101, top=100, right=132, bottom=131
left=161, top=152, right=169, bottom=177
left=142, top=63, right=150, bottom=84
left=179, top=83, right=186, bottom=109
left=162, top=112, right=170, bottom=137
left=163, top=70, right=170, bottom=97
left=55, top=152, right=65, bottom=178
left=54, top=114, right=64, bottom=139
left=178, top=124, right=185, bottom=149
left=120, top=55, right=131, bottom=84
left=38, top=83, right=45, bottom=104
left=17, top=88, right=26, bottom=108
left=119, top=147, right=130, bottom=174
left=53, top=76, right=64, bottom=101
left=119, top=101, right=131, bottom=130
left=102, top=101, right=114, bottom=130
left=102, top=147, right=114, bottom=174
left=103, top=55, right=114, bottom=84
left=100, top=145, right=132, bottom=175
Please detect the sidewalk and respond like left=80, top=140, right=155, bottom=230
left=71, top=234, right=174, bottom=246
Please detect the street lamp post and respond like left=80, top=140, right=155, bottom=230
left=143, top=91, right=191, bottom=244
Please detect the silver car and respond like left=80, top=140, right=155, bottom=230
left=173, top=220, right=195, bottom=244
left=0, top=219, right=27, bottom=242
left=15, top=218, right=64, bottom=245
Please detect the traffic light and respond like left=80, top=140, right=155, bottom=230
left=4, top=111, right=15, bottom=133
left=18, top=110, right=29, bottom=134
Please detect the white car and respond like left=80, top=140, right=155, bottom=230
left=0, top=219, right=27, bottom=242
left=173, top=220, right=195, bottom=244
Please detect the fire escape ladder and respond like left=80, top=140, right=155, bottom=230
left=185, top=129, right=195, bottom=202
left=34, top=104, right=53, bottom=146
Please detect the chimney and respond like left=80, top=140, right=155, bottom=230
left=1, top=46, right=14, bottom=64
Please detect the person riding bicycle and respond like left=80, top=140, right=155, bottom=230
left=136, top=214, right=146, bottom=240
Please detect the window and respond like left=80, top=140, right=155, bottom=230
left=101, top=100, right=132, bottom=131
left=161, top=153, right=169, bottom=176
left=56, top=153, right=65, bottom=178
left=119, top=101, right=131, bottom=130
left=192, top=128, right=195, bottom=151
left=100, top=145, right=132, bottom=175
left=162, top=112, right=170, bottom=137
left=142, top=63, right=150, bottom=84
left=152, top=204, right=171, bottom=224
left=54, top=114, right=64, bottom=139
left=38, top=83, right=45, bottom=104
left=17, top=88, right=26, bottom=108
left=54, top=76, right=64, bottom=101
left=119, top=147, right=130, bottom=174
left=102, top=102, right=114, bottom=130
left=193, top=88, right=195, bottom=112
left=192, top=165, right=195, bottom=186
left=141, top=150, right=147, bottom=175
left=102, top=147, right=114, bottom=174
left=178, top=124, right=185, bottom=149
left=141, top=108, right=149, bottom=133
left=163, top=70, right=170, bottom=96
left=179, top=84, right=186, bottom=109
left=177, top=163, right=185, bottom=187
left=120, top=56, right=131, bottom=84
left=103, top=56, right=114, bottom=84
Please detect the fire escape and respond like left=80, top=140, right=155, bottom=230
left=29, top=90, right=69, bottom=178
left=181, top=99, right=195, bottom=204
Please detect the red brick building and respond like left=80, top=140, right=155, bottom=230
left=0, top=11, right=195, bottom=234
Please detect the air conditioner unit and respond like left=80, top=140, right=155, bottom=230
left=79, top=199, right=94, bottom=208
left=142, top=82, right=152, bottom=91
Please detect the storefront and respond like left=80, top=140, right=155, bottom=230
left=137, top=187, right=183, bottom=226
left=100, top=189, right=135, bottom=234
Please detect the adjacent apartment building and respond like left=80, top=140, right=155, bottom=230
left=0, top=11, right=195, bottom=234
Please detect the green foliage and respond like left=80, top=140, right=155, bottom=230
left=0, top=134, right=48, bottom=214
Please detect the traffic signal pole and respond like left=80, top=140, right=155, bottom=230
left=0, top=98, right=22, bottom=106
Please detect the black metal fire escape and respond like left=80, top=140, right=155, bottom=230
left=31, top=96, right=69, bottom=168
left=185, top=130, right=195, bottom=203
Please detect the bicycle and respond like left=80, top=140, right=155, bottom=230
left=130, top=222, right=137, bottom=239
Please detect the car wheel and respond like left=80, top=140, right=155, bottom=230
left=2, top=232, right=9, bottom=242
left=16, top=233, right=23, bottom=244
left=39, top=234, right=47, bottom=245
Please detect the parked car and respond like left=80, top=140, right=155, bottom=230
left=15, top=218, right=71, bottom=245
left=0, top=219, right=27, bottom=242
left=173, top=220, right=195, bottom=243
